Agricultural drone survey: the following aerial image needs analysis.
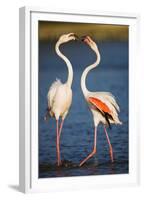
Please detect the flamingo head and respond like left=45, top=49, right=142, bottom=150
left=58, top=33, right=79, bottom=44
left=81, top=35, right=97, bottom=51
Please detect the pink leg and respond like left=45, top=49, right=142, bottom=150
left=103, top=126, right=114, bottom=162
left=58, top=119, right=64, bottom=139
left=56, top=120, right=61, bottom=166
left=79, top=126, right=97, bottom=167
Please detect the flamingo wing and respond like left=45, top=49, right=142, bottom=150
left=47, top=79, right=62, bottom=109
left=88, top=96, right=113, bottom=128
left=88, top=97, right=111, bottom=114
left=95, top=92, right=120, bottom=112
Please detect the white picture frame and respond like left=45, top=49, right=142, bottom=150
left=19, top=6, right=140, bottom=193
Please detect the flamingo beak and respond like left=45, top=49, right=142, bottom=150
left=81, top=35, right=90, bottom=44
left=69, top=33, right=79, bottom=40
left=81, top=35, right=87, bottom=41
left=73, top=34, right=80, bottom=41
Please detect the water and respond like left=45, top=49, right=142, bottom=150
left=39, top=41, right=128, bottom=178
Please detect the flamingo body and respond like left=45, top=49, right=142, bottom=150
left=47, top=79, right=72, bottom=120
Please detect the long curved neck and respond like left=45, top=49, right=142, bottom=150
left=55, top=41, right=73, bottom=87
left=81, top=45, right=101, bottom=96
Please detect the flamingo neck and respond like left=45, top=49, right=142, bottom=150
left=55, top=41, right=73, bottom=87
left=81, top=45, right=101, bottom=96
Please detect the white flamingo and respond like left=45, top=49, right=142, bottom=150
left=45, top=33, right=77, bottom=166
left=79, top=36, right=122, bottom=167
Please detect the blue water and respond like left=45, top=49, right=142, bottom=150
left=39, top=41, right=128, bottom=178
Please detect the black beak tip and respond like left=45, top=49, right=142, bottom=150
left=81, top=35, right=88, bottom=42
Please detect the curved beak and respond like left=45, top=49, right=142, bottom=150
left=81, top=35, right=92, bottom=43
left=69, top=33, right=79, bottom=40
left=81, top=35, right=87, bottom=41
left=73, top=34, right=80, bottom=41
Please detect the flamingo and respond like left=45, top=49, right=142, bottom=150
left=44, top=33, right=78, bottom=166
left=79, top=36, right=122, bottom=167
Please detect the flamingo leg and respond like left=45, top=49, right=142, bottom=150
left=56, top=120, right=61, bottom=166
left=79, top=126, right=97, bottom=167
left=103, top=126, right=114, bottom=162
left=58, top=119, right=64, bottom=139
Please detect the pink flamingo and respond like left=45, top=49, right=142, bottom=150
left=80, top=36, right=122, bottom=166
left=45, top=33, right=78, bottom=166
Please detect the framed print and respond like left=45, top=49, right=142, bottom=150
left=19, top=7, right=140, bottom=193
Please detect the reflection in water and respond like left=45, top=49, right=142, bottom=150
left=39, top=41, right=128, bottom=178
